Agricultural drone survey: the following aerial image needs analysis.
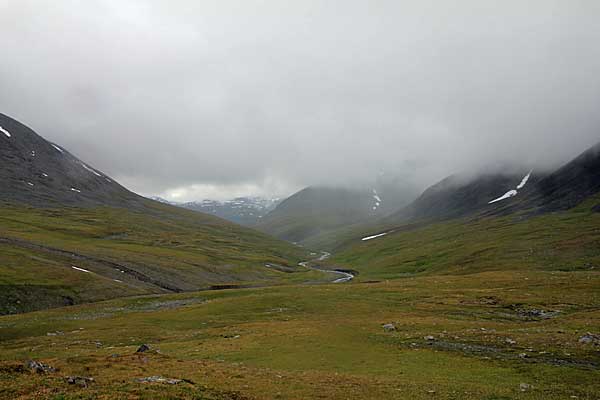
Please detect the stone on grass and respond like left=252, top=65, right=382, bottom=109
left=26, top=360, right=55, bottom=374
left=136, top=344, right=151, bottom=353
left=136, top=376, right=183, bottom=385
left=578, top=333, right=600, bottom=345
left=66, top=376, right=94, bottom=388
left=519, top=383, right=533, bottom=392
left=382, top=323, right=396, bottom=332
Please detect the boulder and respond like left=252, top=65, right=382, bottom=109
left=136, top=344, right=151, bottom=353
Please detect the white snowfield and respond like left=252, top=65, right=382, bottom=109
left=362, top=232, right=389, bottom=241
left=72, top=266, right=90, bottom=273
left=52, top=144, right=64, bottom=153
left=488, top=171, right=533, bottom=204
left=0, top=126, right=11, bottom=137
left=489, top=189, right=518, bottom=204
left=516, top=171, right=532, bottom=189
left=80, top=162, right=102, bottom=177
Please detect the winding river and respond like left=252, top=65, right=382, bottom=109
left=299, top=251, right=354, bottom=283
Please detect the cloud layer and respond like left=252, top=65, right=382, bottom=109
left=1, top=0, right=599, bottom=200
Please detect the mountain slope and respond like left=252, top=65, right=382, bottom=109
left=0, top=113, right=317, bottom=314
left=0, top=113, right=147, bottom=208
left=332, top=141, right=600, bottom=274
left=500, top=141, right=600, bottom=214
left=387, top=171, right=537, bottom=224
left=256, top=184, right=416, bottom=243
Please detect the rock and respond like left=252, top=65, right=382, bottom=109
left=505, top=338, right=517, bottom=345
left=519, top=353, right=529, bottom=359
left=136, top=344, right=151, bottom=353
left=578, top=333, right=600, bottom=345
left=514, top=308, right=560, bottom=320
left=26, top=360, right=55, bottom=374
left=136, top=376, right=183, bottom=385
left=519, top=383, right=533, bottom=392
left=424, top=335, right=436, bottom=341
left=66, top=376, right=94, bottom=388
left=382, top=323, right=396, bottom=332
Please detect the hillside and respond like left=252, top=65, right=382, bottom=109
left=256, top=184, right=416, bottom=244
left=1, top=201, right=599, bottom=399
left=0, top=113, right=319, bottom=314
left=331, top=141, right=600, bottom=275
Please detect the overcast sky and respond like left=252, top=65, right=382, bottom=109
left=1, top=1, right=599, bottom=201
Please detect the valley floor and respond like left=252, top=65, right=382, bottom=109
left=1, top=270, right=599, bottom=399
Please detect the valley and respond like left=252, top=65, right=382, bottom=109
left=1, top=112, right=599, bottom=398
left=1, top=4, right=600, bottom=396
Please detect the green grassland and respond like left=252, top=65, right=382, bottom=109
left=0, top=202, right=328, bottom=314
left=0, top=200, right=599, bottom=398
left=0, top=270, right=598, bottom=399
left=331, top=196, right=600, bottom=280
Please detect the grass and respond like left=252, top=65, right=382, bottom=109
left=1, top=200, right=599, bottom=398
left=0, top=203, right=326, bottom=314
left=0, top=270, right=599, bottom=399
left=331, top=196, right=600, bottom=280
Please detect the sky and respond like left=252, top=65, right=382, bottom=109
left=1, top=0, right=599, bottom=201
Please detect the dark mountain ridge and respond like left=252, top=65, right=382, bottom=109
left=0, top=113, right=146, bottom=208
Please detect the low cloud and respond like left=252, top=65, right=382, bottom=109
left=1, top=0, right=599, bottom=201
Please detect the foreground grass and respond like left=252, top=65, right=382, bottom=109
left=1, top=270, right=599, bottom=399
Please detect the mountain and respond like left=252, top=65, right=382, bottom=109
left=330, top=141, right=600, bottom=279
left=495, top=141, right=600, bottom=214
left=0, top=113, right=147, bottom=208
left=387, top=170, right=539, bottom=224
left=0, top=113, right=310, bottom=314
left=256, top=184, right=417, bottom=243
left=180, top=197, right=280, bottom=226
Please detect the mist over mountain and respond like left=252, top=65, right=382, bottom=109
left=1, top=1, right=599, bottom=200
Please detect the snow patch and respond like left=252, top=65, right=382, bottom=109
left=52, top=144, right=64, bottom=153
left=488, top=171, right=534, bottom=204
left=80, top=162, right=102, bottom=177
left=489, top=189, right=518, bottom=204
left=0, top=126, right=11, bottom=137
left=42, top=173, right=48, bottom=177
left=362, top=232, right=389, bottom=241
left=516, top=171, right=532, bottom=190
left=72, top=266, right=90, bottom=273
left=70, top=187, right=81, bottom=193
